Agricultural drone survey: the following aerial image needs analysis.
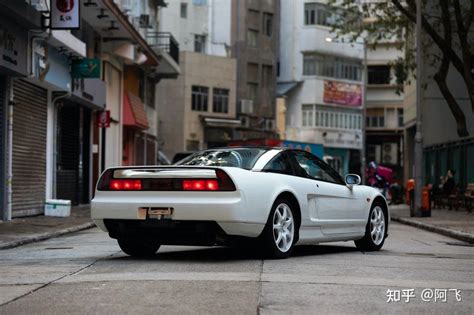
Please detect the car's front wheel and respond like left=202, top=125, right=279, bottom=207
left=117, top=238, right=161, bottom=257
left=259, top=198, right=297, bottom=259
left=354, top=202, right=387, bottom=251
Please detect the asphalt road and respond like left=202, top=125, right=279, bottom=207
left=0, top=222, right=473, bottom=314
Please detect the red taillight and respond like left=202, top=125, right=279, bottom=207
left=109, top=179, right=142, bottom=190
left=182, top=179, right=219, bottom=191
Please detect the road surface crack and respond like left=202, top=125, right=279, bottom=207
left=0, top=251, right=120, bottom=307
left=256, top=259, right=264, bottom=315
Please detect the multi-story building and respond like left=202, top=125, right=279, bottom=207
left=0, top=0, right=179, bottom=220
left=278, top=0, right=364, bottom=175
left=156, top=0, right=239, bottom=160
left=231, top=0, right=280, bottom=141
left=111, top=0, right=180, bottom=168
left=365, top=43, right=405, bottom=181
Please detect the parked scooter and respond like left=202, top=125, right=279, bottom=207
left=366, top=162, right=393, bottom=204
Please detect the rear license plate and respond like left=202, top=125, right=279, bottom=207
left=145, top=207, right=173, bottom=220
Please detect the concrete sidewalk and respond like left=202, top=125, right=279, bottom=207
left=0, top=205, right=94, bottom=250
left=390, top=204, right=474, bottom=244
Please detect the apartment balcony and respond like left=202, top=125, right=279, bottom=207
left=147, top=31, right=181, bottom=79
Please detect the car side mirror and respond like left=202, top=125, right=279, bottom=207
left=345, top=174, right=361, bottom=190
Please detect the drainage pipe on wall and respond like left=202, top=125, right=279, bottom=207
left=5, top=78, right=14, bottom=221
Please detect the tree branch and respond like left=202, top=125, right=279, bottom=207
left=392, top=0, right=465, bottom=78
left=465, top=0, right=474, bottom=30
left=453, top=0, right=474, bottom=111
left=434, top=55, right=469, bottom=137
left=432, top=0, right=469, bottom=137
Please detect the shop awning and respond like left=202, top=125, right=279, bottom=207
left=276, top=81, right=301, bottom=96
left=123, top=91, right=149, bottom=129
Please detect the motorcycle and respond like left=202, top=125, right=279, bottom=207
left=366, top=162, right=393, bottom=204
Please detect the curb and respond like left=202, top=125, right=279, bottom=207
left=0, top=222, right=96, bottom=250
left=392, top=216, right=474, bottom=244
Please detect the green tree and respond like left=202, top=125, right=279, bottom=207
left=328, top=0, right=473, bottom=137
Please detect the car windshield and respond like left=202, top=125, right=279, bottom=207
left=175, top=148, right=268, bottom=170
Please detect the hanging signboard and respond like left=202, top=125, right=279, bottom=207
left=71, top=58, right=101, bottom=78
left=50, top=0, right=80, bottom=30
left=323, top=80, right=362, bottom=107
left=97, top=110, right=111, bottom=128
left=0, top=18, right=28, bottom=76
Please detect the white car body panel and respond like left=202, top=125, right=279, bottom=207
left=91, top=149, right=390, bottom=245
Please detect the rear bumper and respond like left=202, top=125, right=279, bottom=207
left=91, top=190, right=265, bottom=238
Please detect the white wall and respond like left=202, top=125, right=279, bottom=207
left=422, top=63, right=474, bottom=147
left=159, top=0, right=231, bottom=57
left=208, top=0, right=231, bottom=56
left=279, top=0, right=364, bottom=83
left=279, top=0, right=364, bottom=150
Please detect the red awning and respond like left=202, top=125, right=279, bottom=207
left=123, top=91, right=149, bottom=129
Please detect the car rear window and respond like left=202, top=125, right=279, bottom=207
left=175, top=148, right=268, bottom=170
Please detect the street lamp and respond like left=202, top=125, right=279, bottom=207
left=326, top=37, right=368, bottom=183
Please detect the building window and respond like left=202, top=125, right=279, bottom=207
left=192, top=0, right=207, bottom=5
left=303, top=53, right=362, bottom=81
left=247, top=29, right=258, bottom=47
left=194, top=35, right=206, bottom=53
left=213, top=88, right=229, bottom=113
left=180, top=3, right=187, bottom=18
left=247, top=63, right=259, bottom=83
left=248, top=83, right=258, bottom=102
left=302, top=105, right=313, bottom=127
left=366, top=108, right=385, bottom=127
left=263, top=13, right=273, bottom=37
left=302, top=104, right=362, bottom=130
left=262, top=65, right=273, bottom=89
left=368, top=65, right=391, bottom=84
left=397, top=108, right=404, bottom=127
left=304, top=3, right=333, bottom=26
left=192, top=86, right=208, bottom=111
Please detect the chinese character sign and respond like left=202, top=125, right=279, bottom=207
left=97, top=110, right=110, bottom=128
left=50, top=0, right=80, bottom=29
left=323, top=80, right=362, bottom=107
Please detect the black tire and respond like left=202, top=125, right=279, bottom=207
left=258, top=198, right=298, bottom=259
left=354, top=201, right=387, bottom=251
left=117, top=238, right=161, bottom=257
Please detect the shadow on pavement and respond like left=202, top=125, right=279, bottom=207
left=108, top=243, right=360, bottom=262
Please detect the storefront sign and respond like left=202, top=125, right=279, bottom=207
left=321, top=130, right=363, bottom=150
left=71, top=58, right=100, bottom=78
left=323, top=81, right=362, bottom=107
left=97, top=110, right=110, bottom=128
left=0, top=18, right=28, bottom=76
left=33, top=43, right=71, bottom=91
left=50, top=0, right=80, bottom=29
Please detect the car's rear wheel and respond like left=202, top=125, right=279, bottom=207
left=354, top=202, right=387, bottom=251
left=117, top=238, right=161, bottom=257
left=259, top=198, right=297, bottom=259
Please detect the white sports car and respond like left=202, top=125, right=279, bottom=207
left=92, top=147, right=389, bottom=259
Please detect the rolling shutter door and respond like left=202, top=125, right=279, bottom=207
left=57, top=105, right=80, bottom=205
left=0, top=76, right=5, bottom=213
left=12, top=80, right=47, bottom=217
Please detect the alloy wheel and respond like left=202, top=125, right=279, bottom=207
left=272, top=203, right=294, bottom=252
left=370, top=206, right=385, bottom=245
